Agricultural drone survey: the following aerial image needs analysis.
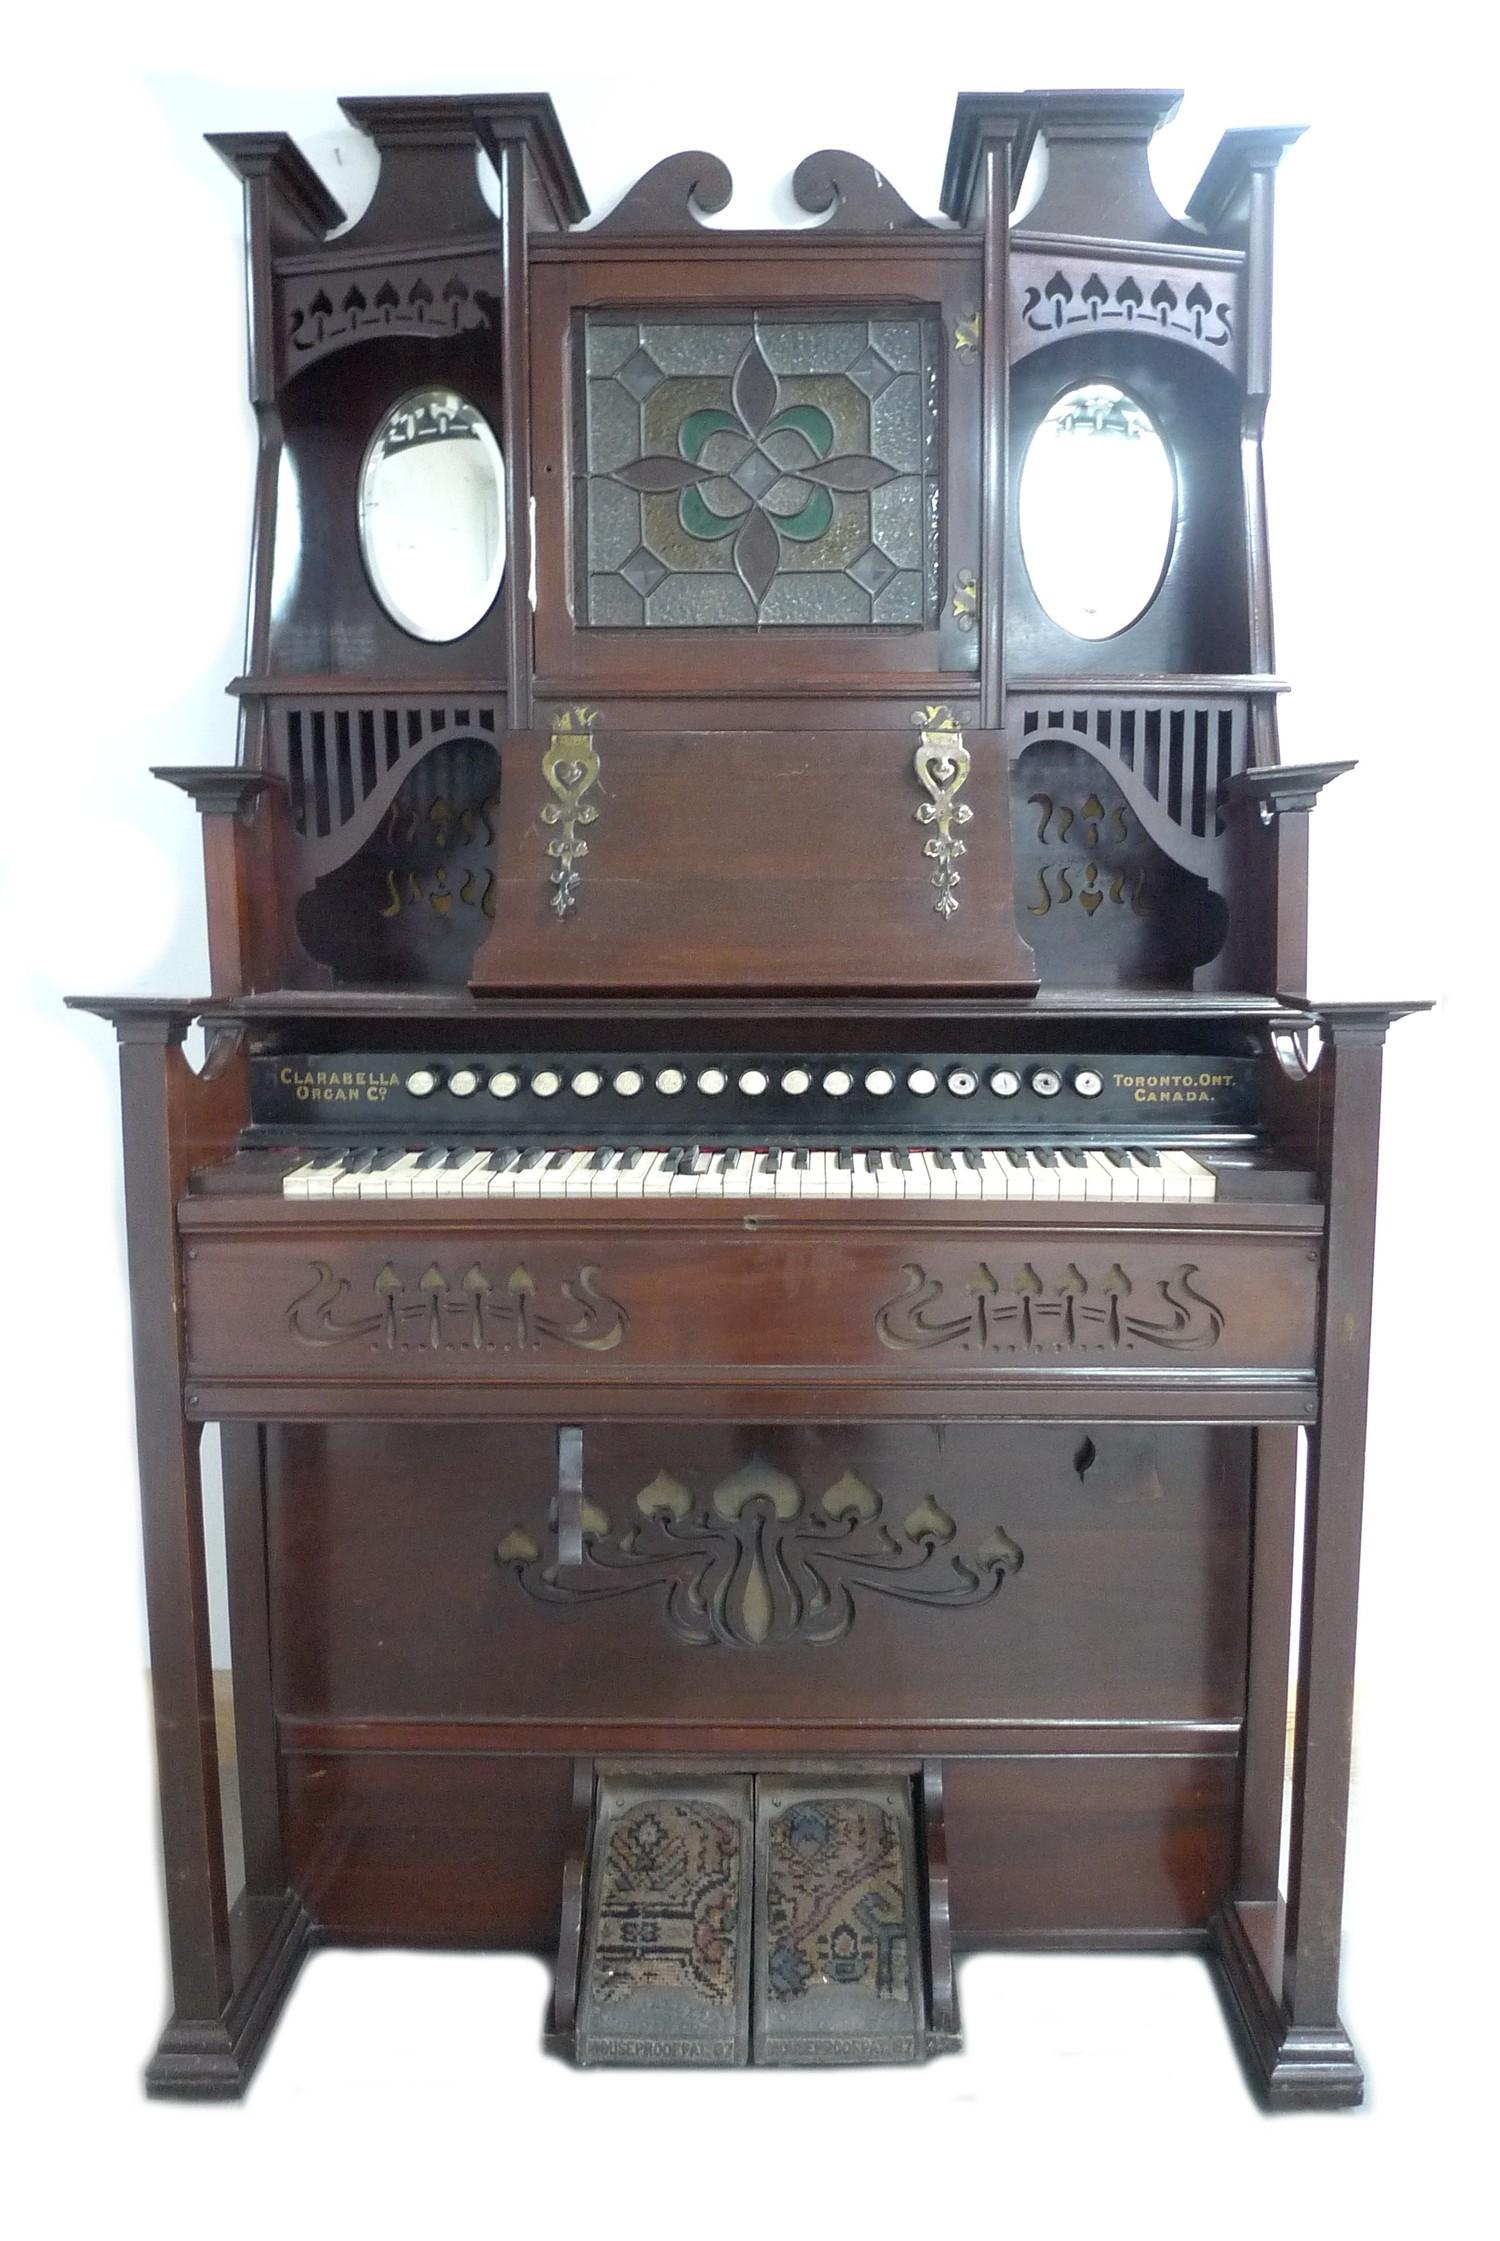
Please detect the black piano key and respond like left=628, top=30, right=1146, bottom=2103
left=1102, top=1147, right=1134, bottom=1170
left=1134, top=1146, right=1164, bottom=1169
left=1002, top=1148, right=1030, bottom=1174
left=1057, top=1148, right=1086, bottom=1170
left=792, top=1148, right=810, bottom=1170
left=931, top=1148, right=954, bottom=1170
left=836, top=1148, right=854, bottom=1170
left=619, top=1148, right=645, bottom=1171
left=959, top=1148, right=984, bottom=1171
left=370, top=1145, right=409, bottom=1171
left=716, top=1149, right=739, bottom=1173
left=416, top=1145, right=450, bottom=1171
left=893, top=1149, right=912, bottom=1171
left=546, top=1148, right=575, bottom=1170
left=517, top=1146, right=549, bottom=1171
left=491, top=1147, right=521, bottom=1173
left=685, top=1148, right=712, bottom=1175
left=762, top=1147, right=783, bottom=1172
left=662, top=1146, right=686, bottom=1172
left=587, top=1147, right=616, bottom=1171
left=1031, top=1147, right=1059, bottom=1169
left=342, top=1148, right=380, bottom=1175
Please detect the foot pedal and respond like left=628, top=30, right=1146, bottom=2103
left=576, top=1773, right=752, bottom=2066
left=753, top=1776, right=925, bottom=2064
left=564, top=1766, right=949, bottom=2066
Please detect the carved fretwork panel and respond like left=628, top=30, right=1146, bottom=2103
left=499, top=1460, right=1023, bottom=1650
left=1013, top=694, right=1249, bottom=876
left=1011, top=740, right=1227, bottom=987
left=266, top=695, right=504, bottom=871
left=576, top=312, right=942, bottom=628
left=295, top=737, right=501, bottom=984
left=1010, top=250, right=1242, bottom=375
left=281, top=260, right=499, bottom=380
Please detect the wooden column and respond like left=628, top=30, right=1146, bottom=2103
left=74, top=1002, right=310, bottom=2096
left=940, top=97, right=1036, bottom=729
left=1280, top=1010, right=1390, bottom=2026
left=1187, top=127, right=1306, bottom=765
left=1228, top=760, right=1354, bottom=997
left=153, top=769, right=293, bottom=996
left=115, top=1017, right=241, bottom=2026
left=220, top=1422, right=286, bottom=1904
left=1236, top=1425, right=1299, bottom=1902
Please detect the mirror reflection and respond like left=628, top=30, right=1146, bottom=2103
left=1019, top=382, right=1176, bottom=640
left=358, top=388, right=506, bottom=642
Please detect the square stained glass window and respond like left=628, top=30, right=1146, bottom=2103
left=575, top=311, right=942, bottom=628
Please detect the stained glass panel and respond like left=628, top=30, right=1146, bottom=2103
left=575, top=311, right=942, bottom=628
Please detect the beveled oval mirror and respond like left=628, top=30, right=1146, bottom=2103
left=358, top=388, right=506, bottom=642
left=1018, top=382, right=1176, bottom=640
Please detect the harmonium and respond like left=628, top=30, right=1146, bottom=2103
left=73, top=88, right=1421, bottom=2105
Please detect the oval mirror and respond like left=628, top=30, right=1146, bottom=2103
left=358, top=388, right=506, bottom=642
left=1018, top=383, right=1176, bottom=640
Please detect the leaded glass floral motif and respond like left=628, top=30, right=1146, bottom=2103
left=577, top=313, right=941, bottom=627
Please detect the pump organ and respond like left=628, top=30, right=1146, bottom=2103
left=73, top=89, right=1419, bottom=2104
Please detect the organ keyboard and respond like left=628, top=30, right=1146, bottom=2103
left=73, top=86, right=1417, bottom=2113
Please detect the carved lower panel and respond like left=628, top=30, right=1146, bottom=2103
left=499, top=1460, right=1022, bottom=1649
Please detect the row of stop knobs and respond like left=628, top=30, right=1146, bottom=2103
left=403, top=1063, right=1106, bottom=1100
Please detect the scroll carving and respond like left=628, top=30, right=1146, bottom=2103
left=589, top=151, right=734, bottom=232
left=288, top=1260, right=627, bottom=1353
left=790, top=150, right=932, bottom=232
left=499, top=1463, right=1022, bottom=1649
left=875, top=1262, right=1226, bottom=1355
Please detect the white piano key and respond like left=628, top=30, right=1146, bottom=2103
left=1089, top=1150, right=1136, bottom=1203
left=613, top=1153, right=650, bottom=1199
left=1162, top=1149, right=1217, bottom=1202
left=536, top=1150, right=589, bottom=1198
left=438, top=1152, right=490, bottom=1199
left=366, top=1151, right=423, bottom=1200
left=823, top=1153, right=853, bottom=1201
left=281, top=1157, right=323, bottom=1199
left=1076, top=1150, right=1114, bottom=1202
left=997, top=1150, right=1034, bottom=1202
left=977, top=1152, right=1014, bottom=1200
left=644, top=1151, right=681, bottom=1197
left=952, top=1153, right=983, bottom=1201
left=719, top=1151, right=753, bottom=1199
left=919, top=1152, right=956, bottom=1201
left=1024, top=1152, right=1062, bottom=1202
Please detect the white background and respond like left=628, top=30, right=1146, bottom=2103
left=4, top=2, right=1493, bottom=2233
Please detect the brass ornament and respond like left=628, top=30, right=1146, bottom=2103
left=541, top=707, right=601, bottom=918
left=912, top=725, right=973, bottom=920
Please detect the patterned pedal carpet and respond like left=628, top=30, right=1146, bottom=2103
left=766, top=1798, right=912, bottom=2001
left=577, top=1783, right=751, bottom=2064
left=755, top=1786, right=924, bottom=2063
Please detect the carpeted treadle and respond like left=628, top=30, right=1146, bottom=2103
left=753, top=1779, right=925, bottom=2063
left=576, top=1775, right=752, bottom=2064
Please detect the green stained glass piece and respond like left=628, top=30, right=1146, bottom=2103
left=776, top=485, right=833, bottom=542
left=764, top=404, right=834, bottom=458
left=679, top=484, right=739, bottom=542
left=678, top=406, right=741, bottom=463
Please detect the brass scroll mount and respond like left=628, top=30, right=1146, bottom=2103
left=911, top=707, right=972, bottom=920
left=541, top=708, right=600, bottom=918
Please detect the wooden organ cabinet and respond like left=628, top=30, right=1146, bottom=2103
left=73, top=88, right=1421, bottom=2103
